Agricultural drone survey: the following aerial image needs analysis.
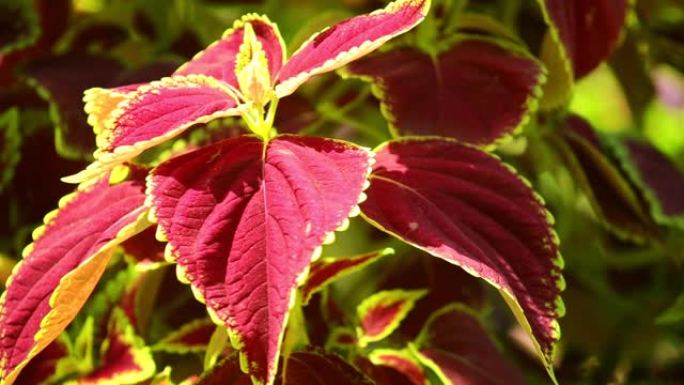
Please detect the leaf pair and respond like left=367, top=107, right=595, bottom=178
left=64, top=0, right=431, bottom=184
left=1, top=2, right=432, bottom=385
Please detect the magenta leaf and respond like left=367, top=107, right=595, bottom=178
left=538, top=0, right=628, bottom=79
left=275, top=0, right=430, bottom=98
left=411, top=304, right=525, bottom=385
left=368, top=349, right=427, bottom=385
left=149, top=135, right=372, bottom=385
left=302, top=248, right=393, bottom=304
left=175, top=14, right=284, bottom=88
left=360, top=138, right=563, bottom=379
left=63, top=75, right=241, bottom=184
left=284, top=350, right=375, bottom=385
left=153, top=318, right=215, bottom=354
left=343, top=38, right=544, bottom=146
left=0, top=173, right=150, bottom=385
left=609, top=138, right=684, bottom=229
left=356, top=289, right=427, bottom=346
left=75, top=308, right=155, bottom=385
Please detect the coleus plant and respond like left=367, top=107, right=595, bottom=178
left=8, top=0, right=671, bottom=383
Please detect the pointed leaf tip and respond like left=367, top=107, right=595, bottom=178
left=175, top=13, right=285, bottom=88
left=275, top=0, right=430, bottom=98
left=344, top=38, right=544, bottom=146
left=302, top=248, right=393, bottom=304
left=64, top=75, right=241, bottom=185
left=284, top=350, right=375, bottom=385
left=150, top=135, right=371, bottom=385
left=609, top=137, right=684, bottom=229
left=360, top=138, right=563, bottom=377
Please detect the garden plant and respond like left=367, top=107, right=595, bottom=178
left=0, top=0, right=683, bottom=384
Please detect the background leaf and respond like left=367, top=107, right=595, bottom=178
left=344, top=37, right=544, bottom=146
left=360, top=138, right=564, bottom=378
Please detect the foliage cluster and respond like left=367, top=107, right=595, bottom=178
left=0, top=0, right=683, bottom=384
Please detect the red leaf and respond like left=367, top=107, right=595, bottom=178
left=63, top=76, right=241, bottom=184
left=412, top=304, right=525, bottom=385
left=284, top=350, right=375, bottom=385
left=610, top=138, right=684, bottom=229
left=360, top=138, right=563, bottom=379
left=302, top=248, right=392, bottom=304
left=356, top=289, right=426, bottom=346
left=149, top=135, right=371, bottom=385
left=368, top=349, right=427, bottom=385
left=175, top=14, right=285, bottom=88
left=0, top=174, right=150, bottom=385
left=539, top=0, right=628, bottom=79
left=275, top=0, right=430, bottom=98
left=153, top=318, right=215, bottom=354
left=75, top=308, right=155, bottom=385
left=344, top=38, right=544, bottom=146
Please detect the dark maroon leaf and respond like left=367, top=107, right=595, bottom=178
left=553, top=115, right=659, bottom=241
left=69, top=24, right=128, bottom=52
left=14, top=337, right=72, bottom=385
left=413, top=304, right=525, bottom=385
left=275, top=93, right=319, bottom=134
left=284, top=350, right=375, bottom=385
left=356, top=357, right=416, bottom=385
left=343, top=38, right=544, bottom=145
left=22, top=53, right=124, bottom=159
left=195, top=354, right=251, bottom=385
left=360, top=138, right=563, bottom=377
left=609, top=138, right=684, bottom=229
left=539, top=0, right=628, bottom=79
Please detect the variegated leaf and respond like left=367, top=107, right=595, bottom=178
left=0, top=173, right=150, bottom=385
left=150, top=135, right=371, bottom=385
left=360, top=138, right=563, bottom=380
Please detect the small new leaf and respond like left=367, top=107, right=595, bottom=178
left=357, top=289, right=427, bottom=347
left=302, top=248, right=393, bottom=304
